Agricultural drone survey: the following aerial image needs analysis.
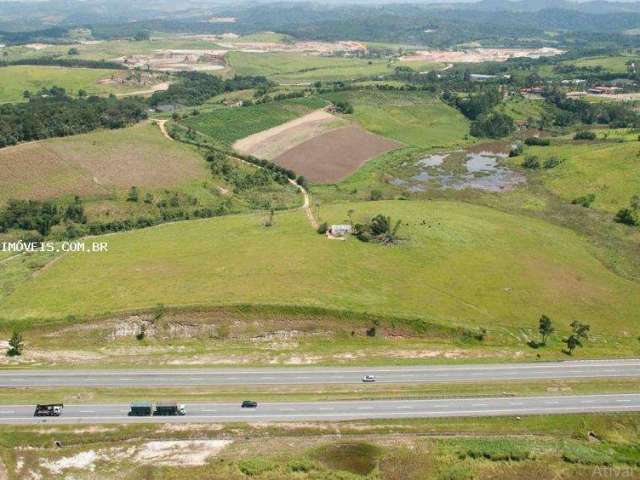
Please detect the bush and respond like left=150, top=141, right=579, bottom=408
left=524, top=137, right=550, bottom=146
left=615, top=207, right=638, bottom=226
left=317, top=222, right=328, bottom=234
left=287, top=459, right=317, bottom=473
left=509, top=142, right=523, bottom=157
left=521, top=155, right=541, bottom=169
left=543, top=156, right=563, bottom=169
left=369, top=190, right=383, bottom=201
left=459, top=439, right=532, bottom=461
left=6, top=330, right=24, bottom=357
left=574, top=130, right=597, bottom=141
left=572, top=193, right=596, bottom=208
left=561, top=442, right=613, bottom=466
left=238, top=458, right=276, bottom=476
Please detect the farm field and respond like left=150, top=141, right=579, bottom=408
left=2, top=200, right=639, bottom=336
left=511, top=139, right=640, bottom=213
left=0, top=65, right=139, bottom=102
left=233, top=109, right=347, bottom=159
left=273, top=125, right=402, bottom=183
left=226, top=51, right=395, bottom=83
left=182, top=96, right=328, bottom=145
left=322, top=90, right=470, bottom=148
left=0, top=122, right=207, bottom=203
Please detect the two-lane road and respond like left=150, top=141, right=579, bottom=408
left=1, top=394, right=639, bottom=424
left=0, top=359, right=638, bottom=387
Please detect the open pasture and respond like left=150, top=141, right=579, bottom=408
left=0, top=65, right=141, bottom=103
left=0, top=123, right=206, bottom=203
left=2, top=200, right=639, bottom=336
left=511, top=139, right=640, bottom=213
left=322, top=90, right=470, bottom=148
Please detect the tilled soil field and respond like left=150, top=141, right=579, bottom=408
left=273, top=125, right=402, bottom=183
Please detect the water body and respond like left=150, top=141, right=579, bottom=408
left=394, top=147, right=525, bottom=193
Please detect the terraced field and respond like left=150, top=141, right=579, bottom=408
left=2, top=200, right=639, bottom=336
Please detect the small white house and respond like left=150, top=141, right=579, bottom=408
left=328, top=225, right=352, bottom=237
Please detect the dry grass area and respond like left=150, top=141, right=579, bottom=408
left=232, top=109, right=344, bottom=160
left=273, top=125, right=402, bottom=183
left=0, top=122, right=207, bottom=202
left=401, top=47, right=564, bottom=63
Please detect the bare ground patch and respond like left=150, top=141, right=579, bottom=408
left=232, top=109, right=340, bottom=159
left=273, top=125, right=402, bottom=183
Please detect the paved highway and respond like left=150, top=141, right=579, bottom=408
left=0, top=359, right=638, bottom=387
left=0, top=394, right=639, bottom=424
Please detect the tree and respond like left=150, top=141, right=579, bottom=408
left=68, top=47, right=79, bottom=56
left=6, top=330, right=23, bottom=357
left=538, top=314, right=554, bottom=345
left=354, top=214, right=402, bottom=245
left=564, top=321, right=590, bottom=355
left=127, top=186, right=139, bottom=202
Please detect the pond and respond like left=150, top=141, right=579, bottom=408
left=392, top=145, right=525, bottom=193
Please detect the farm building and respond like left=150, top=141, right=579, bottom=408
left=328, top=225, right=353, bottom=237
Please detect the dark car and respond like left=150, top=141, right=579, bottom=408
left=241, top=400, right=258, bottom=408
left=34, top=404, right=63, bottom=417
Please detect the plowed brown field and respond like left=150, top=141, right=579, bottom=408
left=273, top=125, right=402, bottom=183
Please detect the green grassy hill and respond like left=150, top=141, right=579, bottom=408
left=321, top=90, right=470, bottom=149
left=3, top=200, right=638, bottom=335
left=511, top=139, right=640, bottom=213
left=0, top=66, right=139, bottom=103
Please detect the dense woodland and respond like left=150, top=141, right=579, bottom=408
left=0, top=88, right=147, bottom=147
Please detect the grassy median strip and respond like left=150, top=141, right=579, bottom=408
left=0, top=378, right=638, bottom=405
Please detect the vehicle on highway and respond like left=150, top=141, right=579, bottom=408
left=34, top=404, right=63, bottom=417
left=241, top=400, right=258, bottom=408
left=129, top=401, right=153, bottom=416
left=362, top=375, right=376, bottom=383
left=154, top=401, right=186, bottom=416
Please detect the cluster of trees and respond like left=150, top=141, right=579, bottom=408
left=0, top=87, right=147, bottom=147
left=544, top=90, right=640, bottom=128
left=470, top=111, right=515, bottom=139
left=0, top=197, right=85, bottom=237
left=206, top=150, right=290, bottom=192
left=353, top=214, right=402, bottom=245
left=150, top=73, right=274, bottom=107
left=449, top=87, right=503, bottom=121
left=529, top=315, right=591, bottom=355
left=1, top=57, right=126, bottom=70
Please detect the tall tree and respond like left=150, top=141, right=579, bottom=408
left=538, top=314, right=554, bottom=345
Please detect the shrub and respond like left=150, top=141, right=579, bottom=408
left=572, top=193, right=596, bottom=208
left=522, top=155, right=541, bottom=169
left=127, top=186, right=139, bottom=202
left=615, top=208, right=638, bottom=226
left=238, top=458, right=276, bottom=476
left=6, top=330, right=23, bottom=357
left=458, top=439, right=532, bottom=461
left=561, top=442, right=613, bottom=466
left=543, top=156, right=563, bottom=169
left=524, top=137, right=550, bottom=146
left=369, top=190, right=383, bottom=201
left=317, top=222, right=328, bottom=234
left=574, top=130, right=597, bottom=141
left=509, top=142, right=523, bottom=157
left=287, top=459, right=317, bottom=473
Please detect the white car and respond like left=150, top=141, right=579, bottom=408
left=362, top=375, right=376, bottom=383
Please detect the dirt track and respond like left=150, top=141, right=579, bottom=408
left=274, top=125, right=402, bottom=183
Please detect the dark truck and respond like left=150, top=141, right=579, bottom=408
left=128, top=401, right=186, bottom=416
left=128, top=401, right=153, bottom=417
left=154, top=401, right=186, bottom=416
left=34, top=404, right=63, bottom=417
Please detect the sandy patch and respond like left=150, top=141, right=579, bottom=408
left=233, top=109, right=341, bottom=160
left=401, top=47, right=563, bottom=63
left=41, top=451, right=98, bottom=474
left=135, top=440, right=232, bottom=466
left=273, top=125, right=402, bottom=183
